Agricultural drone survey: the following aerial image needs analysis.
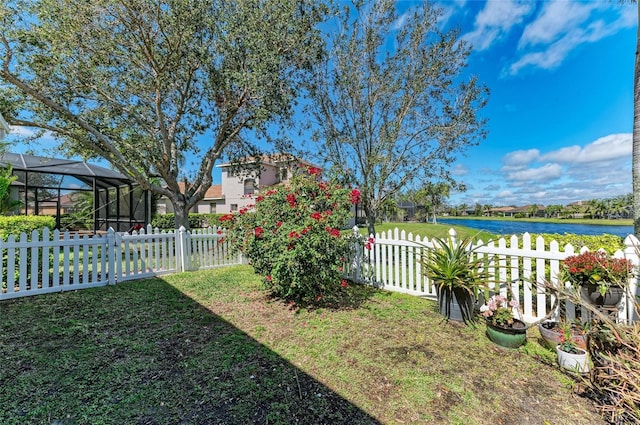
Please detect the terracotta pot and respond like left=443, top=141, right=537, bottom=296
left=486, top=319, right=527, bottom=348
left=538, top=321, right=587, bottom=350
left=580, top=284, right=624, bottom=307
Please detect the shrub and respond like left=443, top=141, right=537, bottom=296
left=0, top=216, right=56, bottom=240
left=531, top=233, right=625, bottom=255
left=224, top=165, right=360, bottom=304
left=0, top=216, right=56, bottom=288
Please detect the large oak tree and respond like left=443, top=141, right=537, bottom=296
left=0, top=0, right=327, bottom=229
left=307, top=0, right=488, bottom=235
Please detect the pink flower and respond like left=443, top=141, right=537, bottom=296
left=266, top=275, right=272, bottom=282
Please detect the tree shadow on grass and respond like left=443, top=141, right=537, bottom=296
left=0, top=279, right=381, bottom=425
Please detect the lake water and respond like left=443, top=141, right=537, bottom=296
left=437, top=218, right=634, bottom=238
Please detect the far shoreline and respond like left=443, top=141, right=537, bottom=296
left=437, top=216, right=633, bottom=227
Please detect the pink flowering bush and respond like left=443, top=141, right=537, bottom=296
left=223, top=164, right=360, bottom=304
left=480, top=294, right=519, bottom=327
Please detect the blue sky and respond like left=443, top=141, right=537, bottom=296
left=438, top=0, right=636, bottom=207
left=5, top=0, right=637, bottom=208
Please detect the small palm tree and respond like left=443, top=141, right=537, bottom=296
left=421, top=236, right=490, bottom=325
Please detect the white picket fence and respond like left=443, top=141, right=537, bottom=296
left=3, top=223, right=639, bottom=325
left=0, top=225, right=241, bottom=300
left=347, top=227, right=640, bottom=324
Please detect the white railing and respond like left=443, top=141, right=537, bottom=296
left=347, top=227, right=640, bottom=324
left=0, top=225, right=240, bottom=300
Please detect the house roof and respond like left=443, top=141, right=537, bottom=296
left=175, top=182, right=223, bottom=200
left=0, top=152, right=131, bottom=189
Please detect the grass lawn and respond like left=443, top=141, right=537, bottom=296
left=361, top=222, right=498, bottom=242
left=0, top=266, right=606, bottom=425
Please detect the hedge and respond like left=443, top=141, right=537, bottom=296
left=0, top=216, right=56, bottom=240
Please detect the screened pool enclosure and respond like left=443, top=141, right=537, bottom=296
left=0, top=153, right=150, bottom=233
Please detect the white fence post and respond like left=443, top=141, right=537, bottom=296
left=177, top=226, right=189, bottom=272
left=624, top=234, right=639, bottom=323
left=107, top=228, right=116, bottom=285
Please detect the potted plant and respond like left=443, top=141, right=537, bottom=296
left=538, top=319, right=587, bottom=351
left=560, top=251, right=634, bottom=307
left=481, top=294, right=527, bottom=348
left=555, top=324, right=589, bottom=373
left=421, top=235, right=489, bottom=325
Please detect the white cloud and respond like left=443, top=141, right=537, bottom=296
left=8, top=126, right=37, bottom=138
left=542, top=133, right=631, bottom=164
left=462, top=0, right=534, bottom=51
left=506, top=163, right=563, bottom=182
left=502, top=149, right=540, bottom=166
left=507, top=1, right=635, bottom=75
left=518, top=1, right=600, bottom=49
left=450, top=163, right=468, bottom=176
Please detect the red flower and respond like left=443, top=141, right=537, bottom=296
left=254, top=227, right=264, bottom=238
left=365, top=236, right=375, bottom=250
left=219, top=214, right=235, bottom=222
left=350, top=189, right=361, bottom=204
left=266, top=275, right=272, bottom=282
left=341, top=279, right=348, bottom=288
left=301, top=226, right=311, bottom=235
left=256, top=196, right=265, bottom=202
left=286, top=193, right=296, bottom=207
left=216, top=229, right=223, bottom=235
left=311, top=212, right=323, bottom=221
left=266, top=189, right=278, bottom=196
left=288, top=230, right=300, bottom=239
left=308, top=166, right=321, bottom=175
left=276, top=221, right=283, bottom=227
left=324, top=210, right=332, bottom=216
left=326, top=227, right=340, bottom=238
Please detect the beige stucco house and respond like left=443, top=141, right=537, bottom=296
left=0, top=113, right=10, bottom=140
left=156, top=154, right=319, bottom=215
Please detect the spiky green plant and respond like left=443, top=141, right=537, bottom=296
left=420, top=236, right=490, bottom=325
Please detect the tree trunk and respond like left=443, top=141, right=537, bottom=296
left=171, top=195, right=191, bottom=231
left=364, top=202, right=376, bottom=236
left=634, top=2, right=640, bottom=236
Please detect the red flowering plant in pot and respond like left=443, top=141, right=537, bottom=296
left=560, top=251, right=634, bottom=307
left=222, top=164, right=362, bottom=305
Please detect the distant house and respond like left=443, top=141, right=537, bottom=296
left=216, top=154, right=319, bottom=214
left=487, top=204, right=545, bottom=218
left=156, top=182, right=224, bottom=215
left=0, top=113, right=10, bottom=140
left=155, top=154, right=319, bottom=215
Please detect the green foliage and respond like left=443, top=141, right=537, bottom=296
left=531, top=233, right=625, bottom=254
left=307, top=0, right=488, bottom=232
left=421, top=236, right=490, bottom=324
left=0, top=0, right=327, bottom=229
left=224, top=166, right=358, bottom=304
left=0, top=215, right=55, bottom=240
left=0, top=166, right=20, bottom=214
left=151, top=213, right=225, bottom=230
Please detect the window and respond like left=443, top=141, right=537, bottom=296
left=230, top=204, right=238, bottom=212
left=209, top=202, right=216, bottom=213
left=244, top=179, right=255, bottom=196
left=279, top=168, right=288, bottom=181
